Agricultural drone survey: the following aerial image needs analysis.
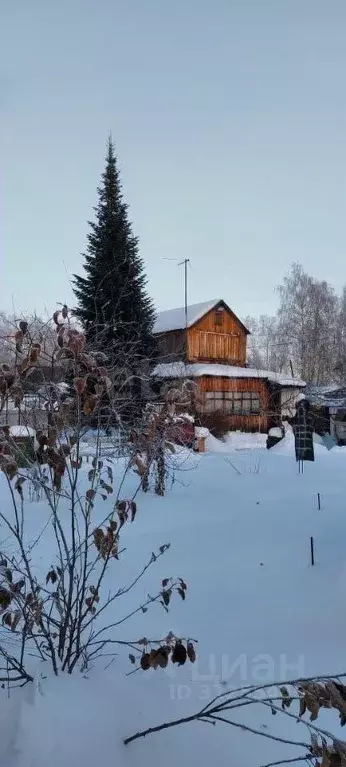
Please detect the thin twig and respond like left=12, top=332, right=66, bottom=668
left=260, top=757, right=311, bottom=767
left=208, top=714, right=309, bottom=749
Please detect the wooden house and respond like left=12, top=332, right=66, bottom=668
left=153, top=299, right=305, bottom=433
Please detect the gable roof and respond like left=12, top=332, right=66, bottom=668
left=153, top=299, right=249, bottom=335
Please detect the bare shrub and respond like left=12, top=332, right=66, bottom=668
left=0, top=308, right=191, bottom=683
left=131, top=382, right=197, bottom=496
left=124, top=673, right=346, bottom=767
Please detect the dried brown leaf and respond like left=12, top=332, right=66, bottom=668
left=11, top=579, right=25, bottom=594
left=46, top=569, right=57, bottom=585
left=74, top=377, right=87, bottom=396
left=71, top=458, right=82, bottom=469
left=172, top=642, right=187, bottom=666
left=305, top=691, right=320, bottom=721
left=187, top=642, right=196, bottom=663
left=14, top=476, right=26, bottom=497
left=0, top=589, right=11, bottom=610
left=2, top=612, right=12, bottom=627
left=140, top=653, right=150, bottom=671
left=11, top=610, right=21, bottom=632
left=299, top=697, right=307, bottom=717
left=14, top=330, right=24, bottom=352
left=155, top=648, right=169, bottom=668
left=28, top=347, right=39, bottom=365
left=2, top=459, right=18, bottom=480
left=83, top=396, right=98, bottom=415
left=53, top=471, right=62, bottom=491
left=130, top=500, right=137, bottom=522
left=162, top=589, right=171, bottom=607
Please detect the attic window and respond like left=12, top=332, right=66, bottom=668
left=215, top=308, right=224, bottom=326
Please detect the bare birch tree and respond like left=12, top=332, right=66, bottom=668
left=277, top=263, right=338, bottom=383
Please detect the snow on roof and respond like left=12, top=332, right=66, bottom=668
left=265, top=372, right=306, bottom=388
left=307, top=384, right=346, bottom=398
left=37, top=381, right=70, bottom=396
left=153, top=300, right=222, bottom=334
left=306, top=385, right=346, bottom=409
left=9, top=425, right=36, bottom=437
left=195, top=426, right=209, bottom=438
left=152, top=362, right=306, bottom=388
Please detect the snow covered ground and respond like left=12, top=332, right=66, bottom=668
left=1, top=433, right=346, bottom=766
left=206, top=429, right=267, bottom=452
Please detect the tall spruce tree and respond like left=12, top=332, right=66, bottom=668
left=73, top=139, right=155, bottom=366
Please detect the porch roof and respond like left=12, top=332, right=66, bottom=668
left=152, top=362, right=306, bottom=388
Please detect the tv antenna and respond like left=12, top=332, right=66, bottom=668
left=162, top=257, right=191, bottom=327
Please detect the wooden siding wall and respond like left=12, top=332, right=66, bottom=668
left=202, top=412, right=267, bottom=433
left=155, top=330, right=186, bottom=362
left=197, top=376, right=272, bottom=433
left=187, top=308, right=247, bottom=365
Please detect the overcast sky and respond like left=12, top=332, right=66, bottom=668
left=1, top=0, right=345, bottom=319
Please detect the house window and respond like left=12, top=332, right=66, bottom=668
left=215, top=309, right=223, bottom=326
left=204, top=391, right=261, bottom=414
left=204, top=391, right=223, bottom=413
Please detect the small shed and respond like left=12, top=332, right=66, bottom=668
left=306, top=386, right=346, bottom=444
left=152, top=362, right=306, bottom=433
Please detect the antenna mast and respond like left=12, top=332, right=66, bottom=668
left=178, top=258, right=190, bottom=328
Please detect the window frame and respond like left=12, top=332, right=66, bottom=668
left=203, top=390, right=261, bottom=414
left=215, top=309, right=224, bottom=327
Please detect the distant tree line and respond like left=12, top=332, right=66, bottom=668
left=244, top=262, right=346, bottom=385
